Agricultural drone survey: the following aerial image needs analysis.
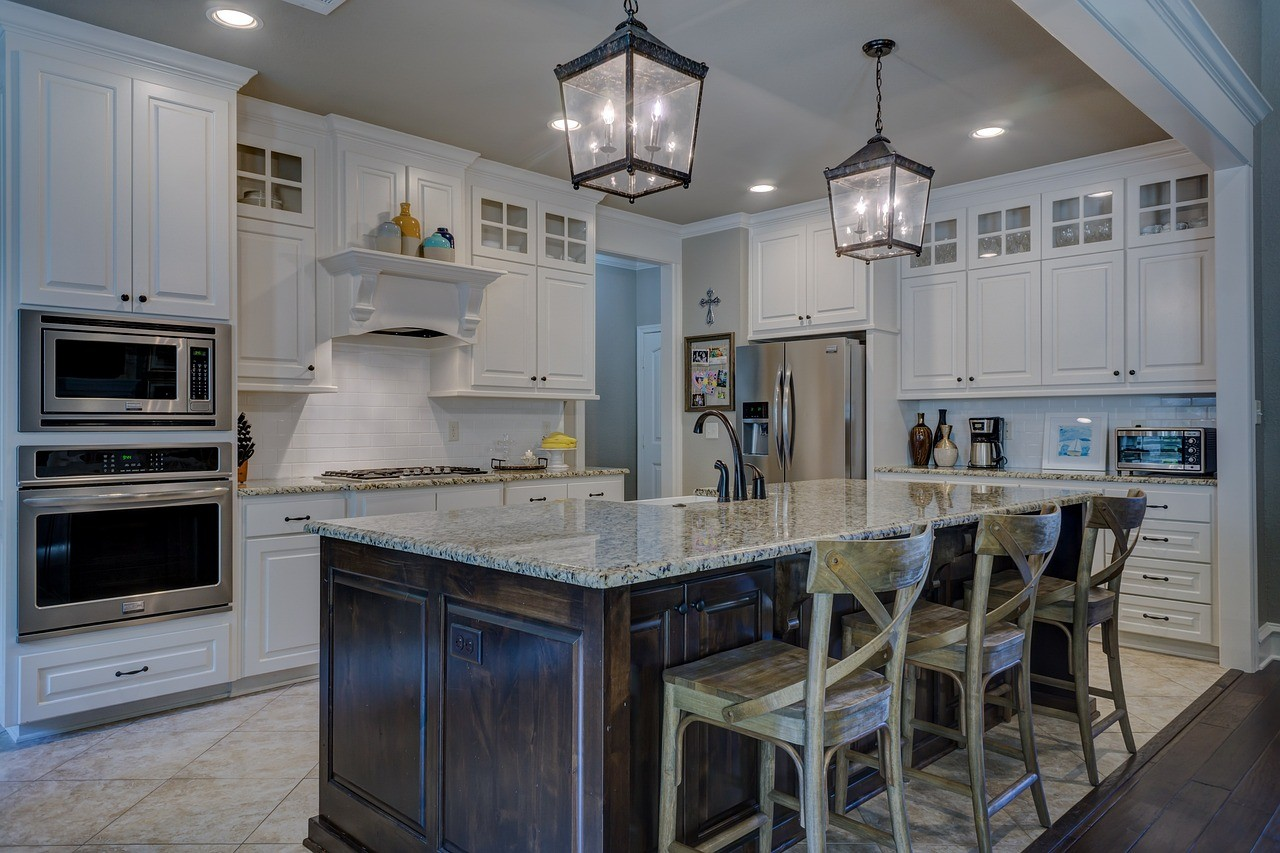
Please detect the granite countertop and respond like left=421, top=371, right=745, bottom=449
left=306, top=478, right=1095, bottom=590
left=238, top=467, right=630, bottom=497
left=874, top=466, right=1218, bottom=487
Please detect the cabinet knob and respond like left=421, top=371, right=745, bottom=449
left=540, top=376, right=547, bottom=382
left=308, top=365, right=315, bottom=372
left=956, top=377, right=963, bottom=382
left=968, top=376, right=975, bottom=382
left=1129, top=369, right=1136, bottom=376
left=692, top=599, right=706, bottom=612
left=530, top=376, right=538, bottom=382
left=120, top=293, right=130, bottom=302
left=1113, top=370, right=1121, bottom=376
left=675, top=602, right=688, bottom=615
left=137, top=294, right=148, bottom=303
left=797, top=315, right=804, bottom=322
left=805, top=314, right=811, bottom=320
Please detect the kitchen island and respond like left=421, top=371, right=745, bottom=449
left=303, top=479, right=1094, bottom=853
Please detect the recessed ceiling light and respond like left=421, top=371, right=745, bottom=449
left=749, top=184, right=776, bottom=193
left=970, top=126, right=1006, bottom=139
left=207, top=7, right=261, bottom=29
left=549, top=118, right=580, bottom=131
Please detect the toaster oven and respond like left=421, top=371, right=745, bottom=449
left=1115, top=428, right=1216, bottom=477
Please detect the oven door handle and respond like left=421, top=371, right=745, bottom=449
left=21, top=486, right=231, bottom=507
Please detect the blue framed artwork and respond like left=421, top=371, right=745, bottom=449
left=1042, top=413, right=1108, bottom=472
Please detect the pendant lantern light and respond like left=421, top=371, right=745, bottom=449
left=554, top=0, right=708, bottom=202
left=824, top=39, right=934, bottom=262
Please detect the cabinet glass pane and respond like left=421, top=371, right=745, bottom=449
left=568, top=243, right=587, bottom=265
left=275, top=184, right=303, bottom=215
left=270, top=151, right=303, bottom=183
left=977, top=235, right=1002, bottom=258
left=1006, top=230, right=1031, bottom=254
left=1176, top=202, right=1209, bottom=231
left=935, top=242, right=957, bottom=265
left=481, top=223, right=504, bottom=250
left=1051, top=198, right=1080, bottom=223
left=977, top=211, right=1002, bottom=234
left=506, top=231, right=528, bottom=254
left=908, top=246, right=933, bottom=268
left=545, top=237, right=565, bottom=260
left=919, top=223, right=933, bottom=243
left=545, top=214, right=565, bottom=237
left=480, top=198, right=504, bottom=224
left=1139, top=181, right=1171, bottom=209
left=1139, top=209, right=1172, bottom=235
left=506, top=205, right=529, bottom=229
left=568, top=218, right=588, bottom=242
left=237, top=144, right=266, bottom=176
left=1082, top=218, right=1113, bottom=243
left=1052, top=224, right=1079, bottom=248
left=934, top=219, right=957, bottom=241
left=1006, top=206, right=1031, bottom=229
left=1176, top=175, right=1209, bottom=203
left=1083, top=193, right=1113, bottom=217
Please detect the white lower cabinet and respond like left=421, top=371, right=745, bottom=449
left=18, top=621, right=231, bottom=723
left=504, top=476, right=624, bottom=505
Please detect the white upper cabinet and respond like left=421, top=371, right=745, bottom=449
left=748, top=215, right=868, bottom=339
left=966, top=261, right=1042, bottom=388
left=1041, top=251, right=1125, bottom=386
left=967, top=195, right=1040, bottom=268
left=537, top=267, right=595, bottom=392
left=12, top=47, right=244, bottom=319
left=472, top=185, right=535, bottom=265
left=236, top=133, right=314, bottom=227
left=539, top=202, right=595, bottom=273
left=1125, top=239, right=1215, bottom=384
left=470, top=260, right=540, bottom=390
left=237, top=218, right=320, bottom=389
left=1040, top=180, right=1125, bottom=257
left=901, top=210, right=966, bottom=277
left=900, top=271, right=968, bottom=393
left=1127, top=167, right=1213, bottom=246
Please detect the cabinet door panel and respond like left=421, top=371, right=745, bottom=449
left=900, top=272, right=967, bottom=391
left=473, top=261, right=539, bottom=389
left=133, top=82, right=230, bottom=319
left=751, top=227, right=806, bottom=333
left=808, top=224, right=869, bottom=327
left=1042, top=252, right=1124, bottom=386
left=342, top=151, right=403, bottom=250
left=408, top=167, right=462, bottom=258
left=1125, top=240, right=1214, bottom=383
left=238, top=220, right=317, bottom=382
left=17, top=52, right=132, bottom=311
left=538, top=268, right=595, bottom=392
left=243, top=535, right=321, bottom=677
left=967, top=262, right=1041, bottom=387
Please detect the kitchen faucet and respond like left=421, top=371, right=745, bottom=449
left=693, top=410, right=749, bottom=501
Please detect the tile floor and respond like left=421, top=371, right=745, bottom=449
left=0, top=646, right=1223, bottom=853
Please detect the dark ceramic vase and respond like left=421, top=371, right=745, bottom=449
left=908, top=412, right=933, bottom=467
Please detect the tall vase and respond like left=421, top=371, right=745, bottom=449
left=908, top=412, right=933, bottom=467
left=392, top=202, right=421, bottom=256
left=933, top=423, right=959, bottom=467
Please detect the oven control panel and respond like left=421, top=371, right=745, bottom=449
left=20, top=444, right=230, bottom=485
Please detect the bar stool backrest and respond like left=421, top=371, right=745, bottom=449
left=1083, top=489, right=1147, bottom=591
left=721, top=523, right=935, bottom=727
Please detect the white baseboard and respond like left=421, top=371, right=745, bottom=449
left=1257, top=622, right=1280, bottom=668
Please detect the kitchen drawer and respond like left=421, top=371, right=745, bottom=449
left=243, top=495, right=347, bottom=538
left=504, top=482, right=568, bottom=504
left=567, top=479, right=623, bottom=501
left=1117, top=594, right=1213, bottom=645
left=1106, top=485, right=1213, bottom=522
left=1130, top=519, right=1211, bottom=563
left=1121, top=557, right=1212, bottom=604
left=353, top=487, right=438, bottom=517
left=436, top=484, right=503, bottom=511
left=19, top=622, right=231, bottom=722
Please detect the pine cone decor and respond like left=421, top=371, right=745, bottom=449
left=237, top=413, right=256, bottom=466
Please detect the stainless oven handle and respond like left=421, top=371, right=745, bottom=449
left=21, top=486, right=231, bottom=507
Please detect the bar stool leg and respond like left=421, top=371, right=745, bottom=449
left=657, top=685, right=681, bottom=852
left=757, top=739, right=776, bottom=851
left=881, top=717, right=911, bottom=851
left=962, top=676, right=993, bottom=853
left=1016, top=666, right=1051, bottom=827
left=1105, top=617, right=1138, bottom=754
left=1072, top=623, right=1101, bottom=786
left=832, top=744, right=849, bottom=815
left=803, top=738, right=828, bottom=852
left=901, top=665, right=919, bottom=772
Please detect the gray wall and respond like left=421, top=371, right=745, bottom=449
left=637, top=267, right=661, bottom=326
left=1255, top=5, right=1279, bottom=623
left=587, top=263, right=639, bottom=499
left=680, top=228, right=748, bottom=494
left=1194, top=0, right=1261, bottom=86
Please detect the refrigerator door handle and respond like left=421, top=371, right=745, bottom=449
left=772, top=364, right=785, bottom=468
left=783, top=363, right=796, bottom=462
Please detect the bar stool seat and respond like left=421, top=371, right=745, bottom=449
left=663, top=640, right=892, bottom=746
left=989, top=574, right=1115, bottom=625
left=876, top=599, right=1024, bottom=675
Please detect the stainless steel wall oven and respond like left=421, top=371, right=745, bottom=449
left=19, top=309, right=231, bottom=431
left=17, top=443, right=233, bottom=639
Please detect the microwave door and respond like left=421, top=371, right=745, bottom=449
left=42, top=331, right=189, bottom=417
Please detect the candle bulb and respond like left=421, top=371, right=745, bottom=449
left=600, top=100, right=617, bottom=154
left=646, top=99, right=665, bottom=153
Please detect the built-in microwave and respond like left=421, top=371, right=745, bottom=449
left=1115, top=427, right=1217, bottom=477
left=19, top=309, right=231, bottom=431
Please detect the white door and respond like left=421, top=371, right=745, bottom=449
left=242, top=535, right=321, bottom=677
left=636, top=325, right=663, bottom=500
left=749, top=225, right=806, bottom=335
left=472, top=260, right=539, bottom=390
left=967, top=261, right=1042, bottom=388
left=1125, top=239, right=1215, bottom=383
left=237, top=219, right=317, bottom=384
left=341, top=150, right=404, bottom=250
left=1042, top=251, right=1125, bottom=386
left=807, top=224, right=869, bottom=329
left=900, top=271, right=968, bottom=392
left=537, top=267, right=595, bottom=393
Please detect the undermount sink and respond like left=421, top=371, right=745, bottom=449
left=631, top=494, right=721, bottom=506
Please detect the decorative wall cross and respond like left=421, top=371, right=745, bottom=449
left=699, top=289, right=720, bottom=325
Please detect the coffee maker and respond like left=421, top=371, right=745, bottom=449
left=968, top=417, right=1007, bottom=469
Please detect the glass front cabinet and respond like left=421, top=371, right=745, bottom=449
left=1040, top=180, right=1124, bottom=257
left=1126, top=167, right=1213, bottom=245
left=967, top=195, right=1040, bottom=268
left=236, top=133, right=313, bottom=227
left=901, top=210, right=966, bottom=277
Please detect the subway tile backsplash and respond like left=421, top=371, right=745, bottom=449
left=238, top=341, right=563, bottom=479
left=899, top=394, right=1216, bottom=471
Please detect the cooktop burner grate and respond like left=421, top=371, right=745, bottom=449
left=318, top=465, right=487, bottom=482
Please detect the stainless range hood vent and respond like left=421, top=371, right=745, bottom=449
left=319, top=249, right=505, bottom=347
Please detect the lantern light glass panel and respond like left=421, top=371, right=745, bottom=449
left=829, top=163, right=931, bottom=261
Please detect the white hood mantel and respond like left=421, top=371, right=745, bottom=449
left=319, top=248, right=505, bottom=344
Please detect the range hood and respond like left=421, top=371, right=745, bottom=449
left=319, top=248, right=505, bottom=345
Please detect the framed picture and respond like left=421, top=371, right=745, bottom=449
left=685, top=332, right=734, bottom=412
left=1042, top=413, right=1108, bottom=471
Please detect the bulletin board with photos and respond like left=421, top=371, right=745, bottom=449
left=685, top=332, right=734, bottom=412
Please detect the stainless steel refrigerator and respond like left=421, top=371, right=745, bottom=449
left=736, top=336, right=866, bottom=482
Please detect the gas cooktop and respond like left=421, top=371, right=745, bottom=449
left=317, top=465, right=487, bottom=483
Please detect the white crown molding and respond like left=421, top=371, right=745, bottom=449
left=596, top=204, right=682, bottom=235
left=678, top=212, right=751, bottom=238
left=326, top=114, right=479, bottom=172
left=595, top=254, right=657, bottom=271
left=0, top=0, right=255, bottom=90
left=238, top=95, right=329, bottom=136
left=467, top=158, right=603, bottom=209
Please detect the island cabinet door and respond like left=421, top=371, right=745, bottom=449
left=627, top=567, right=777, bottom=852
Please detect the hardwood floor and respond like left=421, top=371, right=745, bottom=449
left=1029, top=662, right=1280, bottom=852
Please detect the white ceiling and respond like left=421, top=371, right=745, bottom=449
left=9, top=0, right=1169, bottom=225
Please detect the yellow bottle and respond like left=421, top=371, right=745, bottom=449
left=392, top=202, right=421, bottom=255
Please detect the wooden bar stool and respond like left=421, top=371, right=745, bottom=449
left=843, top=503, right=1061, bottom=853
left=657, top=524, right=935, bottom=853
left=986, top=489, right=1146, bottom=785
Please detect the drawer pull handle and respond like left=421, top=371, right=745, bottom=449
left=1141, top=536, right=1170, bottom=542
left=115, top=666, right=150, bottom=678
left=588, top=491, right=604, bottom=497
left=1149, top=504, right=1169, bottom=509
left=1141, top=574, right=1172, bottom=582
left=285, top=515, right=312, bottom=522
left=1141, top=613, right=1171, bottom=621
left=530, top=496, right=547, bottom=502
